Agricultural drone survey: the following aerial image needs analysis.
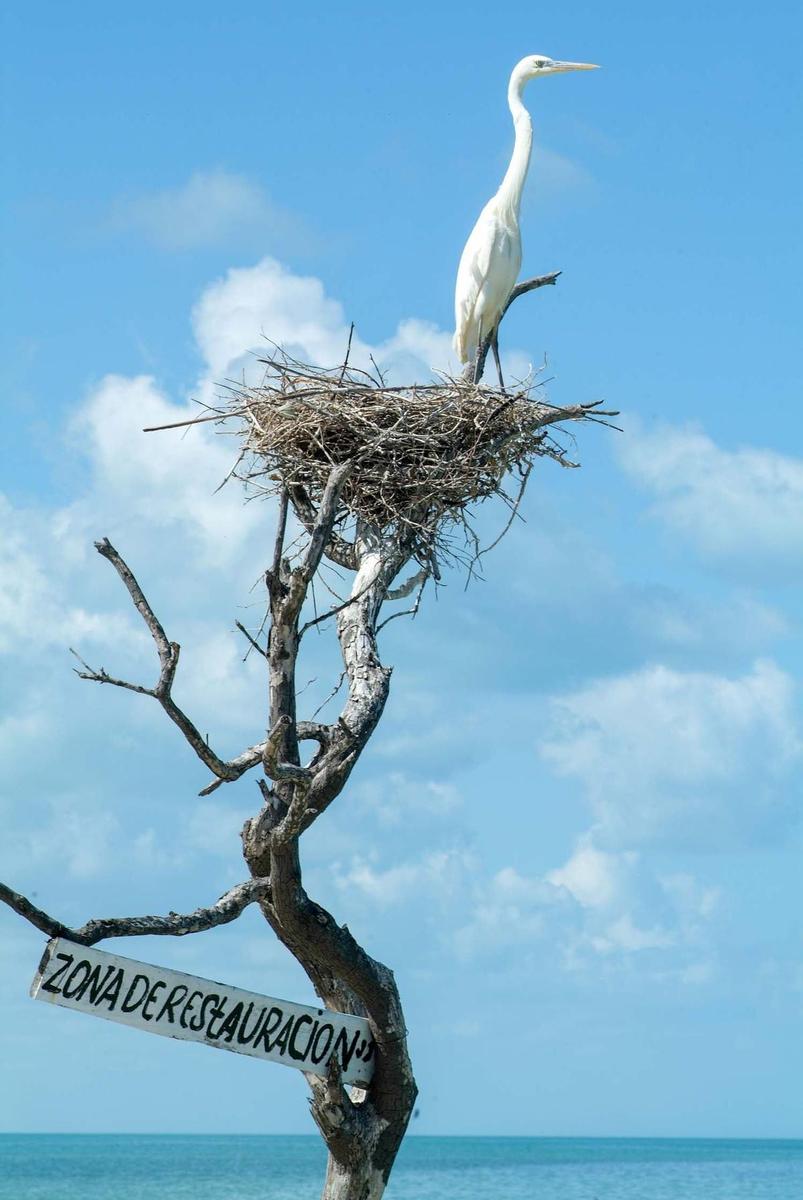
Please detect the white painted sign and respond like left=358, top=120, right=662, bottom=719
left=31, top=938, right=375, bottom=1087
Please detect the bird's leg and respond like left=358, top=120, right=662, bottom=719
left=491, top=327, right=505, bottom=392
left=472, top=324, right=485, bottom=386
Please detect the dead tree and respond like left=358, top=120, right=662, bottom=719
left=1, top=285, right=615, bottom=1199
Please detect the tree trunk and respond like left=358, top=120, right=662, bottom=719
left=320, top=1140, right=396, bottom=1200
left=240, top=518, right=418, bottom=1200
left=316, top=1070, right=416, bottom=1200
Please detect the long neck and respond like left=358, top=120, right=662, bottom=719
left=496, top=70, right=533, bottom=217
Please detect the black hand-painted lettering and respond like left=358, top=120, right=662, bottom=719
left=40, top=952, right=74, bottom=995
left=62, top=961, right=93, bottom=999
left=95, top=968, right=124, bottom=1010
left=141, top=980, right=167, bottom=1021
left=193, top=992, right=220, bottom=1033
left=235, top=1002, right=263, bottom=1046
left=121, top=973, right=151, bottom=1014
left=31, top=944, right=375, bottom=1084
left=155, top=984, right=189, bottom=1024
left=73, top=963, right=115, bottom=1005
left=310, top=1023, right=335, bottom=1064
left=206, top=997, right=231, bottom=1041
left=288, top=1014, right=314, bottom=1061
left=332, top=1027, right=361, bottom=1073
left=218, top=1002, right=244, bottom=1043
left=256, top=1006, right=284, bottom=1052
left=180, top=990, right=204, bottom=1029
left=271, top=1015, right=294, bottom=1056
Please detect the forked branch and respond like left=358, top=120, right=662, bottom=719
left=75, top=538, right=262, bottom=792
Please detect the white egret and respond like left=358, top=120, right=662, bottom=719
left=453, top=55, right=598, bottom=386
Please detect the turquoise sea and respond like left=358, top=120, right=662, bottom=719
left=1, top=1135, right=801, bottom=1199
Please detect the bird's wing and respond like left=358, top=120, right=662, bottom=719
left=453, top=206, right=498, bottom=362
left=453, top=203, right=519, bottom=363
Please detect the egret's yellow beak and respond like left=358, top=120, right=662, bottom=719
left=549, top=61, right=600, bottom=73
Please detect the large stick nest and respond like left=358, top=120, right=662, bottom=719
left=212, top=347, right=615, bottom=570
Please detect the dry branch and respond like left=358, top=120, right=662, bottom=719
left=0, top=879, right=270, bottom=946
left=474, top=271, right=561, bottom=382
left=75, top=539, right=266, bottom=794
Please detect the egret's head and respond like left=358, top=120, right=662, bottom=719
left=519, top=54, right=599, bottom=79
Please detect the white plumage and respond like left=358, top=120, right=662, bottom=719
left=453, top=54, right=598, bottom=378
left=453, top=198, right=522, bottom=367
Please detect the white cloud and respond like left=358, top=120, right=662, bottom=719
left=333, top=848, right=471, bottom=908
left=191, top=255, right=526, bottom=400
left=67, top=373, right=264, bottom=567
left=0, top=496, right=141, bottom=654
left=456, top=837, right=720, bottom=969
left=540, top=660, right=801, bottom=850
left=108, top=169, right=307, bottom=252
left=172, top=627, right=265, bottom=732
left=353, top=771, right=462, bottom=827
left=630, top=587, right=787, bottom=654
left=546, top=836, right=628, bottom=909
left=589, top=913, right=672, bottom=954
left=192, top=257, right=354, bottom=386
left=619, top=423, right=803, bottom=577
left=454, top=865, right=572, bottom=958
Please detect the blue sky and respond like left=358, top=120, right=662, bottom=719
left=2, top=0, right=802, bottom=1138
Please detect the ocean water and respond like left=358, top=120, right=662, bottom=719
left=1, top=1134, right=801, bottom=1199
